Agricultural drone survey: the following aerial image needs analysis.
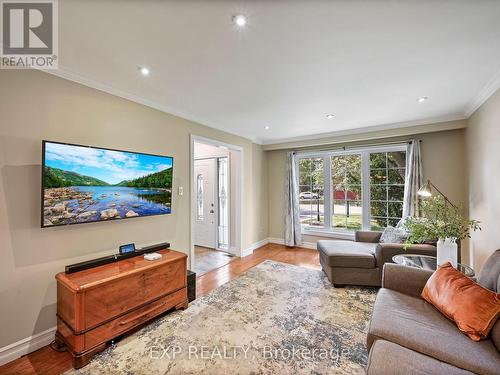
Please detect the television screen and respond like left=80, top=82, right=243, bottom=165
left=42, top=141, right=173, bottom=227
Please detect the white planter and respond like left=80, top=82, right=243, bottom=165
left=437, top=238, right=458, bottom=268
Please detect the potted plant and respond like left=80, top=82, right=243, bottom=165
left=403, top=196, right=481, bottom=267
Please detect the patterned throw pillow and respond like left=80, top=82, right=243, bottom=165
left=396, top=216, right=411, bottom=229
left=379, top=226, right=408, bottom=244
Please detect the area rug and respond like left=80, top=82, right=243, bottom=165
left=68, top=261, right=377, bottom=375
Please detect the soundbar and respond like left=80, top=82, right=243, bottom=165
left=65, top=242, right=170, bottom=274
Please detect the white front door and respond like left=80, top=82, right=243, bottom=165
left=194, top=159, right=217, bottom=248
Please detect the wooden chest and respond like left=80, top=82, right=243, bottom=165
left=55, top=249, right=188, bottom=368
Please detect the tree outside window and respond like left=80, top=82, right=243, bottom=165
left=331, top=154, right=362, bottom=231
left=298, top=158, right=324, bottom=227
left=369, top=152, right=406, bottom=230
left=298, top=146, right=406, bottom=233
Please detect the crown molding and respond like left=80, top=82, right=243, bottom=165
left=261, top=114, right=467, bottom=150
left=42, top=68, right=261, bottom=144
left=464, top=67, right=500, bottom=118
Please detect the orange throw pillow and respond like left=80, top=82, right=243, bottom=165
left=421, top=262, right=500, bottom=341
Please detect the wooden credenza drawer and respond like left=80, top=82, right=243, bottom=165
left=85, top=288, right=186, bottom=349
left=84, top=257, right=186, bottom=329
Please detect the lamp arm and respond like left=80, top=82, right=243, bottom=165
left=428, top=182, right=458, bottom=209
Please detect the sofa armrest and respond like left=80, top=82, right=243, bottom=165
left=355, top=231, right=382, bottom=243
left=375, top=243, right=437, bottom=267
left=382, top=263, right=434, bottom=298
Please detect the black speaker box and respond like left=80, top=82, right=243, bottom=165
left=65, top=242, right=170, bottom=274
left=187, top=270, right=196, bottom=302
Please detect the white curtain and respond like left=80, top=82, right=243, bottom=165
left=284, top=152, right=302, bottom=246
left=402, top=139, right=423, bottom=218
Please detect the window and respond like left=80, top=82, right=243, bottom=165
left=298, top=145, right=407, bottom=233
left=298, top=158, right=324, bottom=227
left=332, top=154, right=362, bottom=231
left=196, top=174, right=203, bottom=220
left=369, top=151, right=406, bottom=230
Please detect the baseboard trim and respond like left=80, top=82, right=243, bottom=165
left=268, top=237, right=285, bottom=245
left=267, top=237, right=317, bottom=250
left=241, top=238, right=270, bottom=257
left=0, top=327, right=56, bottom=366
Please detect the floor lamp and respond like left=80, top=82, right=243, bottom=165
left=417, top=179, right=460, bottom=265
left=417, top=179, right=458, bottom=209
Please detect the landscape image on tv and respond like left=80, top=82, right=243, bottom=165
left=42, top=141, right=173, bottom=227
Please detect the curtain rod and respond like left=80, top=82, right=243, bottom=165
left=292, top=139, right=422, bottom=155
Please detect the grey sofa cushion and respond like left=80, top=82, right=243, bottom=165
left=368, top=288, right=500, bottom=375
left=367, top=339, right=475, bottom=375
left=355, top=230, right=382, bottom=243
left=382, top=263, right=434, bottom=298
left=317, top=240, right=377, bottom=268
left=477, top=249, right=500, bottom=293
left=476, top=249, right=500, bottom=352
left=492, top=320, right=500, bottom=353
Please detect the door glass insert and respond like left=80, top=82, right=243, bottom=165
left=196, top=174, right=203, bottom=220
left=217, top=157, right=229, bottom=249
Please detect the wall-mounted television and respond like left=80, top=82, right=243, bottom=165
left=41, top=141, right=173, bottom=228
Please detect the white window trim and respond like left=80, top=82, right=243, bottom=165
left=302, top=227, right=355, bottom=240
left=296, top=144, right=407, bottom=235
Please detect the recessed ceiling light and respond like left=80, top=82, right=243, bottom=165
left=417, top=96, right=429, bottom=103
left=233, top=15, right=247, bottom=27
left=139, top=67, right=150, bottom=76
left=264, top=125, right=270, bottom=130
left=326, top=114, right=335, bottom=119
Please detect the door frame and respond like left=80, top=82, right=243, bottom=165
left=190, top=135, right=244, bottom=271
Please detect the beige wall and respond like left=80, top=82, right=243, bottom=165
left=250, top=143, right=269, bottom=244
left=262, top=120, right=466, bottom=151
left=267, top=128, right=468, bottom=255
left=0, top=70, right=268, bottom=348
left=466, top=88, right=500, bottom=271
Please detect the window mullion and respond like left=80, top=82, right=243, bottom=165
left=386, top=153, right=389, bottom=228
left=324, top=155, right=332, bottom=230
left=361, top=151, right=371, bottom=230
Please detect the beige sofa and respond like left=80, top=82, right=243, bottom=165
left=366, top=250, right=500, bottom=375
left=318, top=230, right=436, bottom=287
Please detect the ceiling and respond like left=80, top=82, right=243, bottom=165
left=55, top=1, right=500, bottom=144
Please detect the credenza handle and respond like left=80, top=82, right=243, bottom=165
left=119, top=302, right=166, bottom=326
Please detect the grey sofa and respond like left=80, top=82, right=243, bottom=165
left=366, top=250, right=500, bottom=375
left=318, top=230, right=436, bottom=287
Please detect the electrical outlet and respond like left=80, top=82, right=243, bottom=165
left=178, top=186, right=183, bottom=196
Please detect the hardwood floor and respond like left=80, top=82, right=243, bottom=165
left=193, top=246, right=236, bottom=276
left=197, top=243, right=320, bottom=298
left=0, top=244, right=319, bottom=375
